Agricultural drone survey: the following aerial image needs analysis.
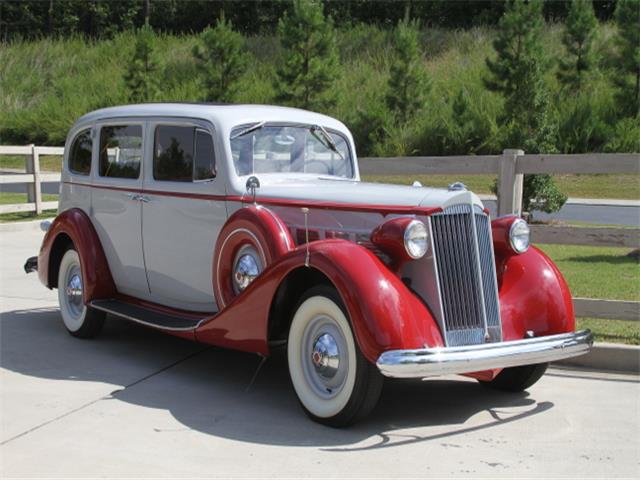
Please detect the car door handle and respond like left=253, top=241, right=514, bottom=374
left=138, top=195, right=151, bottom=203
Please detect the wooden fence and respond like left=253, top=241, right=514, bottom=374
left=1, top=145, right=639, bottom=321
left=0, top=145, right=63, bottom=214
left=360, top=150, right=640, bottom=322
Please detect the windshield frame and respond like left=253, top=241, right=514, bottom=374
left=228, top=121, right=356, bottom=180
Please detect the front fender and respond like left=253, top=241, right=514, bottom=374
left=38, top=208, right=116, bottom=304
left=498, top=245, right=575, bottom=340
left=195, top=239, right=443, bottom=362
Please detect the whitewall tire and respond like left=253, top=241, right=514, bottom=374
left=287, top=286, right=383, bottom=427
left=57, top=249, right=105, bottom=338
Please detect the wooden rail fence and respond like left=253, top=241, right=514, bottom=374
left=1, top=145, right=639, bottom=321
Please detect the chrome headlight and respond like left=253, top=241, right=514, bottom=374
left=404, top=220, right=428, bottom=259
left=509, top=218, right=530, bottom=254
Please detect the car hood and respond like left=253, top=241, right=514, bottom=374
left=247, top=176, right=484, bottom=210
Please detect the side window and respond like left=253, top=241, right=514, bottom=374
left=99, top=125, right=142, bottom=179
left=154, top=125, right=193, bottom=182
left=68, top=129, right=92, bottom=175
left=154, top=125, right=216, bottom=182
left=194, top=129, right=216, bottom=181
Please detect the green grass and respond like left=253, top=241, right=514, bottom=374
left=0, top=192, right=58, bottom=205
left=0, top=155, right=62, bottom=172
left=577, top=318, right=640, bottom=345
left=0, top=209, right=57, bottom=223
left=364, top=173, right=640, bottom=200
left=537, top=244, right=639, bottom=302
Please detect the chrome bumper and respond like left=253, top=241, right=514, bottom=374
left=376, top=330, right=593, bottom=378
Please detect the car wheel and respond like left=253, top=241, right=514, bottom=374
left=479, top=363, right=548, bottom=392
left=57, top=249, right=105, bottom=338
left=287, top=285, right=383, bottom=427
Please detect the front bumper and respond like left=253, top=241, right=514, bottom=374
left=376, top=330, right=593, bottom=378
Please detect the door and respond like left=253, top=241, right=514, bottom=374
left=141, top=120, right=226, bottom=312
left=91, top=122, right=150, bottom=299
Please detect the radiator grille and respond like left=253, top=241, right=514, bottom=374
left=430, top=204, right=502, bottom=346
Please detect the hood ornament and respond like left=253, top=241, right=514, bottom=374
left=246, top=176, right=260, bottom=204
left=448, top=181, right=467, bottom=192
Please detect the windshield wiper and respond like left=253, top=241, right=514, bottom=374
left=310, top=125, right=345, bottom=162
left=231, top=121, right=265, bottom=140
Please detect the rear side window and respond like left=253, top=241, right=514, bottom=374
left=69, top=129, right=92, bottom=175
left=154, top=125, right=216, bottom=182
left=194, top=129, right=216, bottom=181
left=99, top=125, right=142, bottom=179
left=154, top=125, right=194, bottom=182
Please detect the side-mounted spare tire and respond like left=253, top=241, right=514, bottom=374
left=213, top=205, right=293, bottom=309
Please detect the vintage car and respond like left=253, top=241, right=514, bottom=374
left=26, top=103, right=593, bottom=426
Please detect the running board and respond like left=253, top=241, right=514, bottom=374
left=89, top=299, right=208, bottom=331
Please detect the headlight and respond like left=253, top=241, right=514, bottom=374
left=404, top=220, right=428, bottom=259
left=509, top=218, right=530, bottom=253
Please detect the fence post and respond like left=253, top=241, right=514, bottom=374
left=497, top=149, right=524, bottom=216
left=31, top=145, right=42, bottom=214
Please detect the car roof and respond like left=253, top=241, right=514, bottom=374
left=73, top=103, right=349, bottom=135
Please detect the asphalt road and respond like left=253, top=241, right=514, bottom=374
left=1, top=179, right=639, bottom=226
left=1, top=229, right=639, bottom=478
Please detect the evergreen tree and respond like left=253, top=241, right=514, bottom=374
left=193, top=18, right=249, bottom=103
left=274, top=0, right=339, bottom=111
left=124, top=24, right=160, bottom=103
left=557, top=0, right=598, bottom=90
left=386, top=19, right=429, bottom=120
left=485, top=0, right=566, bottom=215
left=612, top=0, right=640, bottom=118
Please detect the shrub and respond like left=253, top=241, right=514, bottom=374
left=192, top=18, right=249, bottom=103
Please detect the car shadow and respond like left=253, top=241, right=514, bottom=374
left=1, top=308, right=553, bottom=449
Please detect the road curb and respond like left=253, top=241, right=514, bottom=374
left=555, top=342, right=640, bottom=373
left=0, top=219, right=51, bottom=233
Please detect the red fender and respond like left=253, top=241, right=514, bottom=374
left=497, top=245, right=575, bottom=340
left=197, top=239, right=444, bottom=362
left=213, top=205, right=294, bottom=309
left=38, top=208, right=116, bottom=304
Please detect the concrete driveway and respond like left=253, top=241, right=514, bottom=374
left=1, top=228, right=639, bottom=478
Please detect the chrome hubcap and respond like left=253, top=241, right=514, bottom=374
left=311, top=333, right=340, bottom=379
left=302, top=315, right=348, bottom=398
left=65, top=270, right=83, bottom=317
left=232, top=245, right=262, bottom=294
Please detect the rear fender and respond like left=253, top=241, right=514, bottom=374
left=38, top=208, right=116, bottom=304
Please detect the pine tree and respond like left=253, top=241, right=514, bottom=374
left=193, top=18, right=249, bottom=103
left=485, top=0, right=566, bottom=215
left=386, top=19, right=429, bottom=120
left=274, top=0, right=339, bottom=111
left=557, top=0, right=598, bottom=90
left=612, top=0, right=640, bottom=118
left=124, top=24, right=160, bottom=103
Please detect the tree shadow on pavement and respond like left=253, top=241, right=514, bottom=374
left=1, top=308, right=553, bottom=449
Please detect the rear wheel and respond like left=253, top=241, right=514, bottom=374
left=287, top=285, right=383, bottom=427
left=57, top=249, right=105, bottom=338
left=479, top=363, right=548, bottom=392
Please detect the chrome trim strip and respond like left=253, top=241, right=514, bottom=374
left=88, top=300, right=202, bottom=332
left=426, top=216, right=447, bottom=343
left=468, top=200, right=490, bottom=340
left=376, top=330, right=594, bottom=378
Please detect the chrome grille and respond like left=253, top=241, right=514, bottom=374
left=429, top=204, right=502, bottom=346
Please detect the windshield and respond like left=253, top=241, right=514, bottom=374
left=230, top=124, right=353, bottom=178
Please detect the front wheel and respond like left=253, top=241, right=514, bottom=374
left=479, top=363, right=549, bottom=392
left=57, top=249, right=105, bottom=338
left=287, top=285, right=383, bottom=427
